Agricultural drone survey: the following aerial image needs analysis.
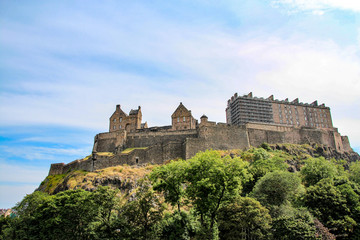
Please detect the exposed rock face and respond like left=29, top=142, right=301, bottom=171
left=38, top=165, right=153, bottom=195
left=271, top=143, right=360, bottom=171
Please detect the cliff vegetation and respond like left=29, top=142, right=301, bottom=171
left=1, top=144, right=360, bottom=240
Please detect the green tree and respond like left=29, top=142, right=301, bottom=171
left=119, top=178, right=164, bottom=240
left=91, top=186, right=122, bottom=239
left=150, top=159, right=188, bottom=212
left=349, top=161, right=360, bottom=184
left=300, top=157, right=339, bottom=187
left=184, top=150, right=251, bottom=235
left=251, top=171, right=303, bottom=207
left=304, top=178, right=358, bottom=239
left=272, top=209, right=317, bottom=240
left=159, top=211, right=198, bottom=240
left=217, top=197, right=272, bottom=240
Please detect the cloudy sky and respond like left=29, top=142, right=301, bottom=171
left=1, top=0, right=359, bottom=208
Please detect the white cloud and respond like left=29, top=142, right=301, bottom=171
left=0, top=146, right=90, bottom=162
left=272, top=0, right=360, bottom=14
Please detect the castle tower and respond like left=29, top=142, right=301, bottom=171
left=109, top=105, right=143, bottom=132
left=171, top=102, right=197, bottom=130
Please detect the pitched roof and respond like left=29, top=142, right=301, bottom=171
left=171, top=102, right=192, bottom=118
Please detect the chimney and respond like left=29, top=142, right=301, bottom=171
left=116, top=104, right=120, bottom=111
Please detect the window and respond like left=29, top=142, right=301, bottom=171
left=113, top=126, right=116, bottom=130
left=119, top=125, right=122, bottom=129
left=113, top=119, right=116, bottom=122
left=177, top=117, right=180, bottom=122
left=183, top=116, right=186, bottom=122
left=120, top=117, right=122, bottom=122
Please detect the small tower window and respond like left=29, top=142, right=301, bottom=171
left=119, top=117, right=122, bottom=122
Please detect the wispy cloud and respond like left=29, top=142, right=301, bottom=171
left=0, top=145, right=90, bottom=162
left=272, top=0, right=360, bottom=14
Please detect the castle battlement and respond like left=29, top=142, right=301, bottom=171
left=48, top=100, right=355, bottom=176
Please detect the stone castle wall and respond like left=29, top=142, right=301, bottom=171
left=48, top=122, right=354, bottom=176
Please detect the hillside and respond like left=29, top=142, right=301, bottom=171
left=1, top=144, right=360, bottom=240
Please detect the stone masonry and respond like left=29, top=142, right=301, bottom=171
left=48, top=101, right=356, bottom=175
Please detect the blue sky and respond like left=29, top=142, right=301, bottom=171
left=1, top=0, right=360, bottom=208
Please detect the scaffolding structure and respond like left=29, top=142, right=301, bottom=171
left=227, top=93, right=273, bottom=125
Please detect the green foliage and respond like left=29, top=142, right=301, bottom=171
left=251, top=171, right=303, bottom=207
left=300, top=157, right=339, bottom=187
left=159, top=211, right=198, bottom=240
left=217, top=197, right=272, bottom=240
left=2, top=146, right=360, bottom=240
left=260, top=142, right=272, bottom=151
left=304, top=178, right=360, bottom=239
left=184, top=150, right=251, bottom=232
left=150, top=159, right=187, bottom=212
left=350, top=161, right=360, bottom=184
left=118, top=178, right=164, bottom=240
left=272, top=208, right=317, bottom=240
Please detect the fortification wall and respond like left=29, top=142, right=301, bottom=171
left=48, top=163, right=65, bottom=175
left=184, top=123, right=250, bottom=159
left=48, top=121, right=355, bottom=176
left=94, top=130, right=127, bottom=153
left=126, top=129, right=197, bottom=148
left=342, top=136, right=352, bottom=152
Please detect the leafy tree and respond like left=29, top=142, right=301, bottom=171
left=349, top=161, right=360, bottom=184
left=119, top=178, right=164, bottom=240
left=150, top=159, right=188, bottom=212
left=217, top=197, right=272, bottom=240
left=300, top=157, right=339, bottom=187
left=184, top=150, right=251, bottom=235
left=251, top=171, right=303, bottom=207
left=272, top=209, right=317, bottom=240
left=304, top=178, right=358, bottom=239
left=37, top=189, right=97, bottom=239
left=159, top=211, right=199, bottom=240
left=91, top=186, right=122, bottom=239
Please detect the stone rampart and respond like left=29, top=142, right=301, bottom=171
left=48, top=163, right=65, bottom=175
left=126, top=129, right=197, bottom=148
left=48, top=121, right=355, bottom=176
left=94, top=130, right=127, bottom=153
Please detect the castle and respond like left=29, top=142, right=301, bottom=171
left=48, top=94, right=354, bottom=175
left=226, top=92, right=333, bottom=128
